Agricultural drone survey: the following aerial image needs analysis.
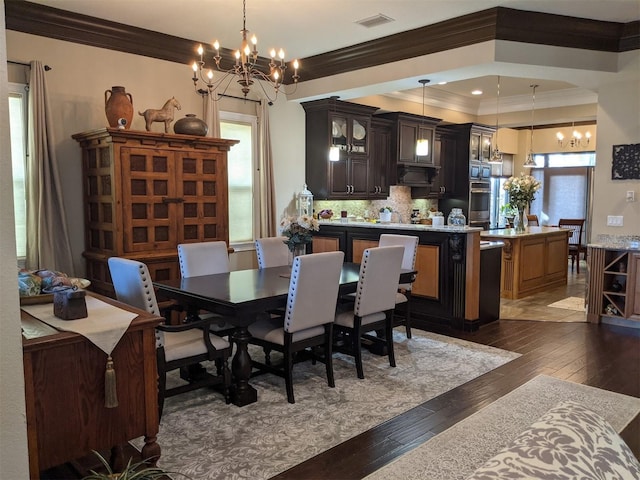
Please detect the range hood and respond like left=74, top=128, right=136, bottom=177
left=396, top=165, right=440, bottom=186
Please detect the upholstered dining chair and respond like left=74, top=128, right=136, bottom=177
left=378, top=234, right=419, bottom=339
left=255, top=236, right=290, bottom=268
left=558, top=218, right=586, bottom=273
left=526, top=214, right=539, bottom=226
left=247, top=251, right=344, bottom=403
left=334, top=245, right=404, bottom=379
left=108, top=257, right=231, bottom=417
left=177, top=241, right=236, bottom=339
left=178, top=240, right=230, bottom=277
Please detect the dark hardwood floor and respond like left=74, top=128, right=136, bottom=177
left=274, top=319, right=640, bottom=479
left=42, top=264, right=640, bottom=479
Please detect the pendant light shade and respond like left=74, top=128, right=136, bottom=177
left=416, top=79, right=430, bottom=156
left=523, top=84, right=538, bottom=168
left=487, top=75, right=503, bottom=164
left=329, top=146, right=340, bottom=161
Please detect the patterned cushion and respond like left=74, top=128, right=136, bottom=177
left=467, top=400, right=640, bottom=480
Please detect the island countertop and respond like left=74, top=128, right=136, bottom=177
left=481, top=226, right=568, bottom=238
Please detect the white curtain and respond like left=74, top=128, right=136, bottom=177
left=25, top=60, right=75, bottom=274
left=204, top=92, right=220, bottom=138
left=256, top=101, right=276, bottom=236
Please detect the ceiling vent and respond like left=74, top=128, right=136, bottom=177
left=356, top=13, right=395, bottom=29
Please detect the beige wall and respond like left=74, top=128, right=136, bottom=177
left=592, top=77, right=640, bottom=237
left=0, top=4, right=30, bottom=479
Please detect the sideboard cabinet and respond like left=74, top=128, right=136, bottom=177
left=73, top=128, right=238, bottom=296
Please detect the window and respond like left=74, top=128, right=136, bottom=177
left=220, top=112, right=259, bottom=247
left=526, top=152, right=593, bottom=232
left=8, top=83, right=28, bottom=259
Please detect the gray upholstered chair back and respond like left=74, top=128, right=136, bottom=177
left=255, top=236, right=290, bottom=268
left=108, top=257, right=163, bottom=347
left=378, top=234, right=418, bottom=290
left=178, top=241, right=230, bottom=278
left=284, top=251, right=344, bottom=334
left=108, top=257, right=160, bottom=315
left=354, top=246, right=404, bottom=318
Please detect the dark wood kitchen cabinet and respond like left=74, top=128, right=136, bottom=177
left=302, top=98, right=378, bottom=199
left=375, top=111, right=441, bottom=167
left=368, top=116, right=392, bottom=198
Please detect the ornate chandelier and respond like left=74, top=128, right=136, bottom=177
left=191, top=0, right=299, bottom=101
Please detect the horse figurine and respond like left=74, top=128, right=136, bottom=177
left=138, top=97, right=181, bottom=132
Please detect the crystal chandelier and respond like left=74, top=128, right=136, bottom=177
left=523, top=84, right=538, bottom=168
left=191, top=0, right=299, bottom=101
left=488, top=75, right=503, bottom=164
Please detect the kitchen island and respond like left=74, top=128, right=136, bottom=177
left=480, top=227, right=570, bottom=299
left=310, top=221, right=489, bottom=330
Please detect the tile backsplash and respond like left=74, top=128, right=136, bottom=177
left=313, top=186, right=438, bottom=222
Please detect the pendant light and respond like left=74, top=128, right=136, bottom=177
left=488, top=75, right=503, bottom=164
left=329, top=96, right=340, bottom=161
left=523, top=84, right=538, bottom=168
left=416, top=79, right=430, bottom=156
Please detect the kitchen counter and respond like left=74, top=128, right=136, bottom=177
left=312, top=222, right=484, bottom=330
left=481, top=227, right=569, bottom=299
left=319, top=220, right=482, bottom=233
left=481, top=226, right=568, bottom=238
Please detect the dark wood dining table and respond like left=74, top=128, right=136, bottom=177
left=154, top=263, right=415, bottom=407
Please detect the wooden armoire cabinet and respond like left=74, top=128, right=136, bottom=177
left=73, top=128, right=238, bottom=296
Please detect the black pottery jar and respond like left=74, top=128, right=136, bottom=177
left=173, top=114, right=208, bottom=136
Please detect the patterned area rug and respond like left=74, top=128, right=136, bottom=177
left=364, top=375, right=640, bottom=480
left=140, top=330, right=520, bottom=479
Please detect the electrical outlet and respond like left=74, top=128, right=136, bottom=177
left=607, top=215, right=624, bottom=227
left=627, top=191, right=636, bottom=202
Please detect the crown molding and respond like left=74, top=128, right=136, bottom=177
left=5, top=2, right=637, bottom=85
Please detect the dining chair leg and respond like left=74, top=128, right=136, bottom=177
left=324, top=327, right=335, bottom=388
left=405, top=293, right=413, bottom=339
left=353, top=325, right=365, bottom=380
left=385, top=312, right=396, bottom=368
left=285, top=349, right=295, bottom=403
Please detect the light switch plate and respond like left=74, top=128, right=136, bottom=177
left=607, top=215, right=624, bottom=227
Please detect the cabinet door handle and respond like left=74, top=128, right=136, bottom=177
left=162, top=197, right=184, bottom=204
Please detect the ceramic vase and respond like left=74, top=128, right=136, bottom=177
left=104, top=86, right=133, bottom=129
left=515, top=207, right=526, bottom=233
left=173, top=114, right=208, bottom=136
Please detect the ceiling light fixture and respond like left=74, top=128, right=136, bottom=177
left=488, top=75, right=503, bottom=165
left=416, top=79, right=430, bottom=156
left=556, top=123, right=591, bottom=148
left=329, top=96, right=340, bottom=161
left=191, top=0, right=299, bottom=101
left=471, top=89, right=483, bottom=95
left=523, top=84, right=539, bottom=168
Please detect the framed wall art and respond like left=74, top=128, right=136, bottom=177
left=612, top=143, right=640, bottom=180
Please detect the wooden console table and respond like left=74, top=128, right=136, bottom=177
left=481, top=227, right=569, bottom=299
left=21, top=294, right=162, bottom=478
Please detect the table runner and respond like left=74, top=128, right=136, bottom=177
left=21, top=296, right=138, bottom=407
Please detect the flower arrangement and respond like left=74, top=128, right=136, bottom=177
left=279, top=214, right=320, bottom=252
left=503, top=173, right=541, bottom=209
left=379, top=206, right=393, bottom=213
